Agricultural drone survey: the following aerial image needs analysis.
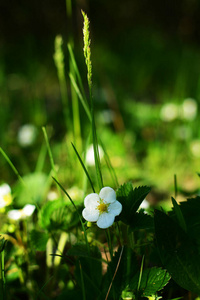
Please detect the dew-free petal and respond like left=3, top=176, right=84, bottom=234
left=99, top=187, right=116, bottom=204
left=108, top=200, right=122, bottom=216
left=97, top=212, right=115, bottom=229
left=8, top=210, right=22, bottom=221
left=84, top=193, right=99, bottom=208
left=82, top=207, right=99, bottom=222
left=22, top=204, right=36, bottom=217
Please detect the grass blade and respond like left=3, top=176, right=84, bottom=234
left=68, top=43, right=86, bottom=98
left=71, top=142, right=95, bottom=193
left=52, top=177, right=90, bottom=255
left=105, top=246, right=124, bottom=300
left=0, top=147, right=25, bottom=186
left=42, top=127, right=57, bottom=179
left=69, top=72, right=91, bottom=121
left=100, top=139, right=119, bottom=188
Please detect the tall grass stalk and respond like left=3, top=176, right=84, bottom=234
left=71, top=142, right=95, bottom=192
left=68, top=44, right=86, bottom=98
left=35, top=142, right=47, bottom=173
left=42, top=127, right=57, bottom=180
left=70, top=57, right=82, bottom=152
left=0, top=250, right=6, bottom=300
left=52, top=177, right=90, bottom=255
left=68, top=42, right=119, bottom=189
left=42, top=127, right=62, bottom=198
left=53, top=35, right=70, bottom=131
left=0, top=147, right=25, bottom=186
left=137, top=255, right=145, bottom=293
left=105, top=246, right=124, bottom=300
left=82, top=10, right=103, bottom=190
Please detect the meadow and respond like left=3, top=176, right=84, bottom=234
left=0, top=2, right=200, bottom=299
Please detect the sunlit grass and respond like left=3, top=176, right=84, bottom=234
left=0, top=6, right=200, bottom=300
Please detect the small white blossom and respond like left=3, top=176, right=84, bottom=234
left=17, top=124, right=38, bottom=147
left=0, top=183, right=12, bottom=208
left=181, top=98, right=197, bottom=121
left=160, top=103, right=179, bottom=122
left=82, top=187, right=122, bottom=229
left=190, top=140, right=200, bottom=158
left=139, top=199, right=150, bottom=210
left=8, top=204, right=36, bottom=221
left=86, top=144, right=104, bottom=166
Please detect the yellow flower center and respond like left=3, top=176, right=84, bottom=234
left=3, top=194, right=12, bottom=206
left=97, top=199, right=109, bottom=214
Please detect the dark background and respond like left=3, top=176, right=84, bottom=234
left=1, top=0, right=200, bottom=99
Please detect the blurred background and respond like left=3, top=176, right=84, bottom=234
left=0, top=0, right=200, bottom=203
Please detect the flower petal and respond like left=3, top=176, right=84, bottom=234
left=82, top=207, right=99, bottom=222
left=99, top=187, right=116, bottom=204
left=22, top=204, right=36, bottom=217
left=108, top=200, right=122, bottom=216
left=96, top=212, right=115, bottom=229
left=84, top=193, right=99, bottom=208
left=7, top=210, right=22, bottom=221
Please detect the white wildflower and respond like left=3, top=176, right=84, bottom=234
left=8, top=204, right=36, bottom=221
left=160, top=103, right=179, bottom=122
left=17, top=124, right=38, bottom=147
left=82, top=187, right=122, bottom=229
left=181, top=98, right=197, bottom=121
left=0, top=183, right=12, bottom=208
left=190, top=140, right=200, bottom=158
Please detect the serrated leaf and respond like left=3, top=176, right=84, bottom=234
left=129, top=211, right=154, bottom=231
left=171, top=197, right=187, bottom=232
left=30, top=229, right=49, bottom=251
left=116, top=183, right=151, bottom=225
left=39, top=199, right=79, bottom=231
left=173, top=196, right=200, bottom=240
left=129, top=267, right=171, bottom=297
left=155, top=209, right=200, bottom=295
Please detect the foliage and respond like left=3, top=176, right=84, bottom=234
left=0, top=5, right=200, bottom=300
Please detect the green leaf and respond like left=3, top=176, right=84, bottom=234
left=129, top=267, right=171, bottom=297
left=73, top=244, right=102, bottom=300
left=129, top=211, right=154, bottom=231
left=116, top=183, right=151, bottom=225
left=39, top=199, right=79, bottom=232
left=171, top=196, right=200, bottom=241
left=171, top=197, right=187, bottom=232
left=154, top=209, right=200, bottom=295
left=30, top=229, right=49, bottom=251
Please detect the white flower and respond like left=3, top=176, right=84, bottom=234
left=17, top=124, right=38, bottom=147
left=8, top=204, right=36, bottom=221
left=0, top=183, right=12, bottom=208
left=82, top=187, right=122, bottom=229
left=190, top=140, right=200, bottom=158
left=160, top=103, right=179, bottom=122
left=86, top=144, right=104, bottom=166
left=181, top=98, right=197, bottom=121
left=139, top=199, right=149, bottom=210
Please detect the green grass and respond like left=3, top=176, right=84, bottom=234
left=0, top=6, right=200, bottom=300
